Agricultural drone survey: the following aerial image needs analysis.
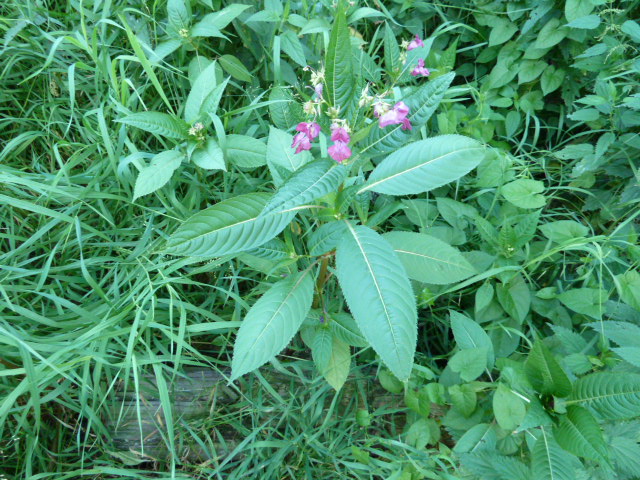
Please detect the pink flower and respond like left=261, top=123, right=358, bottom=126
left=314, top=83, right=323, bottom=98
left=411, top=58, right=430, bottom=77
left=407, top=35, right=424, bottom=51
left=330, top=124, right=350, bottom=143
left=328, top=141, right=351, bottom=163
left=378, top=101, right=412, bottom=130
left=292, top=132, right=311, bottom=153
left=296, top=122, right=321, bottom=140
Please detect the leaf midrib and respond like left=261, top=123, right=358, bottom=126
left=359, top=145, right=483, bottom=194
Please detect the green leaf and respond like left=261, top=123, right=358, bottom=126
left=535, top=18, right=569, bottom=49
left=557, top=288, right=606, bottom=319
left=539, top=220, right=589, bottom=242
left=165, top=193, right=295, bottom=257
left=565, top=0, right=595, bottom=23
left=525, top=340, right=572, bottom=397
left=383, top=23, right=401, bottom=73
left=518, top=60, right=546, bottom=84
left=311, top=327, right=333, bottom=371
left=266, top=127, right=311, bottom=185
left=453, top=423, right=496, bottom=453
left=541, top=66, right=565, bottom=95
left=449, top=348, right=488, bottom=382
left=616, top=270, right=640, bottom=311
left=198, top=4, right=251, bottom=31
left=280, top=31, right=306, bottom=67
left=167, top=0, right=191, bottom=31
left=184, top=60, right=219, bottom=123
left=307, top=221, right=349, bottom=256
left=118, top=112, right=188, bottom=139
left=502, top=179, right=546, bottom=209
left=330, top=312, right=368, bottom=347
left=320, top=337, right=351, bottom=391
left=450, top=310, right=495, bottom=369
left=362, top=73, right=455, bottom=156
left=336, top=224, right=417, bottom=380
left=231, top=270, right=314, bottom=380
left=622, top=20, right=640, bottom=43
left=493, top=384, right=526, bottom=432
left=489, top=18, right=518, bottom=46
left=268, top=87, right=304, bottom=131
left=359, top=135, right=486, bottom=196
left=566, top=15, right=601, bottom=29
left=553, top=406, right=609, bottom=462
left=460, top=451, right=530, bottom=480
left=532, top=429, right=580, bottom=480
left=567, top=372, right=640, bottom=420
left=226, top=134, right=267, bottom=169
left=449, top=384, right=477, bottom=417
left=586, top=320, right=640, bottom=347
left=262, top=160, right=347, bottom=215
left=133, top=150, right=184, bottom=200
left=495, top=274, right=530, bottom=323
left=383, top=232, right=477, bottom=285
left=325, top=5, right=355, bottom=110
left=219, top=54, right=252, bottom=82
left=191, top=138, right=226, bottom=170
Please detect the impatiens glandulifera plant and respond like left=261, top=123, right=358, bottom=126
left=163, top=2, right=490, bottom=389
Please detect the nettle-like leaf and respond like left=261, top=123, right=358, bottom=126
left=325, top=4, right=355, bottom=110
left=307, top=221, right=349, bottom=256
left=524, top=340, right=572, bottom=397
left=531, top=429, right=581, bottom=480
left=165, top=193, right=295, bottom=257
left=361, top=72, right=455, bottom=156
left=225, top=134, right=267, bottom=169
left=330, top=312, right=368, bottom=347
left=460, top=451, right=530, bottom=480
left=553, top=405, right=609, bottom=463
left=262, top=159, right=348, bottom=215
left=231, top=270, right=314, bottom=380
left=133, top=150, right=184, bottom=200
left=566, top=372, right=640, bottom=420
left=359, top=135, right=486, bottom=196
left=118, top=112, right=188, bottom=139
left=311, top=327, right=333, bottom=371
left=383, top=232, right=477, bottom=284
left=336, top=224, right=417, bottom=380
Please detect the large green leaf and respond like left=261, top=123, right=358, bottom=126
left=262, top=160, right=347, bottom=215
left=118, top=112, right=188, bottom=139
left=325, top=3, right=355, bottom=111
left=567, top=372, right=640, bottom=420
left=133, top=150, right=184, bottom=200
left=383, top=232, right=477, bottom=284
left=231, top=270, right=314, bottom=380
left=532, top=429, right=580, bottom=480
left=524, top=340, right=572, bottom=397
left=361, top=73, right=455, bottom=156
left=307, top=221, right=349, bottom=256
left=336, top=224, right=417, bottom=380
left=165, top=193, right=295, bottom=257
left=553, top=406, right=609, bottom=462
left=493, top=383, right=526, bottom=431
left=359, top=135, right=486, bottom=196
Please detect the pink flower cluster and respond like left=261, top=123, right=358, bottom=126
left=411, top=58, right=430, bottom=77
left=328, top=125, right=351, bottom=163
left=377, top=101, right=412, bottom=131
left=291, top=122, right=352, bottom=163
left=292, top=122, right=321, bottom=154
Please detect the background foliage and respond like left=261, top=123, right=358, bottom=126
left=1, top=0, right=639, bottom=478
